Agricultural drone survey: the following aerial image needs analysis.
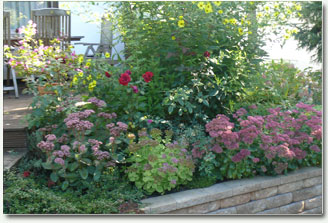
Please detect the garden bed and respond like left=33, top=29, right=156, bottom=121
left=141, top=167, right=322, bottom=214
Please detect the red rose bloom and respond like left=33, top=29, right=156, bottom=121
left=23, top=171, right=30, bottom=177
left=119, top=72, right=131, bottom=86
left=105, top=71, right=111, bottom=78
left=204, top=51, right=210, bottom=57
left=142, top=71, right=154, bottom=83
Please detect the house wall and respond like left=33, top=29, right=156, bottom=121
left=141, top=167, right=322, bottom=215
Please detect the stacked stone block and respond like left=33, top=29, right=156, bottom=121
left=141, top=167, right=322, bottom=215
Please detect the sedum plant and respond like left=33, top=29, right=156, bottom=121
left=126, top=128, right=195, bottom=194
left=36, top=97, right=129, bottom=190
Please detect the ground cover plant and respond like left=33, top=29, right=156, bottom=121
left=3, top=1, right=322, bottom=214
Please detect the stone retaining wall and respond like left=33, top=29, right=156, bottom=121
left=141, top=167, right=322, bottom=215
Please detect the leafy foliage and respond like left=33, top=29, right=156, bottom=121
left=292, top=2, right=322, bottom=63
left=126, top=128, right=195, bottom=194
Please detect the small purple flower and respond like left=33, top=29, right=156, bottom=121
left=170, top=179, right=177, bottom=185
left=171, top=158, right=179, bottom=164
left=181, top=148, right=187, bottom=153
left=162, top=154, right=167, bottom=159
left=252, top=158, right=260, bottom=163
left=54, top=157, right=65, bottom=166
left=45, top=134, right=56, bottom=141
left=131, top=85, right=139, bottom=93
left=79, top=144, right=86, bottom=153
left=147, top=119, right=153, bottom=124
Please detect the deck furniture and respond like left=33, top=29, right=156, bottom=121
left=31, top=8, right=71, bottom=49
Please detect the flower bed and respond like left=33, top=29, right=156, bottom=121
left=3, top=1, right=322, bottom=215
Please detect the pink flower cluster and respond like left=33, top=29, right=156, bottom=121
left=97, top=112, right=117, bottom=119
left=206, top=103, right=322, bottom=168
left=231, top=149, right=251, bottom=163
left=53, top=145, right=71, bottom=158
left=64, top=110, right=95, bottom=131
left=106, top=121, right=128, bottom=137
left=89, top=138, right=109, bottom=160
left=87, top=97, right=106, bottom=108
left=205, top=114, right=239, bottom=150
left=37, top=134, right=56, bottom=152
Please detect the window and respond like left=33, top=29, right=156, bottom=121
left=4, top=1, right=58, bottom=31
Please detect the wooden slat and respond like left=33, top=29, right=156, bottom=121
left=3, top=130, right=27, bottom=148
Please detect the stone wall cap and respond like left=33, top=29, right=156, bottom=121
left=140, top=167, right=321, bottom=214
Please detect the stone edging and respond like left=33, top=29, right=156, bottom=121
left=141, top=167, right=322, bottom=214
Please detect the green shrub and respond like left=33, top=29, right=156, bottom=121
left=4, top=170, right=144, bottom=214
left=126, top=128, right=195, bottom=194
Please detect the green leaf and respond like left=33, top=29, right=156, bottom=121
left=168, top=105, right=174, bottom=114
left=209, top=89, right=219, bottom=96
left=203, top=100, right=210, bottom=107
left=93, top=170, right=101, bottom=181
left=61, top=181, right=69, bottom=190
left=42, top=162, right=53, bottom=170
left=69, top=162, right=79, bottom=171
left=50, top=172, right=59, bottom=182
left=81, top=158, right=92, bottom=165
left=178, top=108, right=183, bottom=116
left=79, top=168, right=88, bottom=180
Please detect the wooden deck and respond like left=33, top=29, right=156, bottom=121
left=3, top=86, right=32, bottom=149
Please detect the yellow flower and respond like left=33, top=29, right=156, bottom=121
left=287, top=9, right=292, bottom=14
left=87, top=75, right=92, bottom=81
left=274, top=11, right=279, bottom=17
left=205, top=3, right=213, bottom=13
left=178, top=20, right=185, bottom=28
left=250, top=1, right=254, bottom=5
left=274, top=4, right=279, bottom=9
left=72, top=75, right=78, bottom=85
left=88, top=80, right=97, bottom=91
left=179, top=16, right=183, bottom=20
left=86, top=62, right=91, bottom=67
left=214, top=1, right=221, bottom=7
left=83, top=80, right=86, bottom=85
left=78, top=72, right=83, bottom=77
left=223, top=19, right=229, bottom=25
left=264, top=6, right=269, bottom=11
left=291, top=28, right=299, bottom=34
left=248, top=31, right=253, bottom=34
left=295, top=4, right=302, bottom=11
left=172, top=36, right=176, bottom=40
left=238, top=28, right=244, bottom=35
left=197, top=2, right=205, bottom=9
left=256, top=12, right=263, bottom=19
left=229, top=18, right=237, bottom=25
left=105, top=52, right=110, bottom=58
left=246, top=20, right=251, bottom=25
left=284, top=35, right=290, bottom=40
left=218, top=10, right=223, bottom=14
left=78, top=56, right=84, bottom=63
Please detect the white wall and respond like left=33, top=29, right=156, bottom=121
left=263, top=36, right=321, bottom=71
left=59, top=1, right=124, bottom=60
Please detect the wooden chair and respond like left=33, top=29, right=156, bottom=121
left=75, top=16, right=116, bottom=64
left=3, top=11, right=19, bottom=98
left=31, top=8, right=71, bottom=49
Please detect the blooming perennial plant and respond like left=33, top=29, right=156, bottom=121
left=192, top=102, right=322, bottom=179
left=37, top=97, right=129, bottom=190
